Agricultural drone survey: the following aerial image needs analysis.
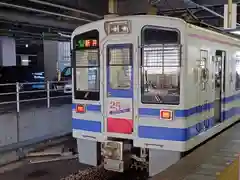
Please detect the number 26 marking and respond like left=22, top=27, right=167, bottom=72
left=110, top=101, right=120, bottom=111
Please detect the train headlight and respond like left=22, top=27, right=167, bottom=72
left=76, top=104, right=86, bottom=113
left=104, top=20, right=131, bottom=35
left=160, top=110, right=173, bottom=121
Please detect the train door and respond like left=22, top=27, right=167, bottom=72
left=214, top=50, right=226, bottom=123
left=198, top=50, right=210, bottom=128
left=104, top=43, right=134, bottom=135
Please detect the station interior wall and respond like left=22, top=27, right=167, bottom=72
left=0, top=36, right=71, bottom=79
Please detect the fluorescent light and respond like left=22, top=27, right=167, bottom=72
left=22, top=59, right=30, bottom=62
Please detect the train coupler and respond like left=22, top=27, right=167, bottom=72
left=101, top=141, right=131, bottom=172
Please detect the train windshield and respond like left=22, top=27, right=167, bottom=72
left=73, top=30, right=100, bottom=100
left=141, top=27, right=181, bottom=105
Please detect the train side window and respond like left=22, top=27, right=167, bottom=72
left=235, top=51, right=240, bottom=90
left=215, top=56, right=222, bottom=88
left=141, top=26, right=181, bottom=105
left=215, top=50, right=226, bottom=92
left=142, top=27, right=179, bottom=44
left=199, top=50, right=209, bottom=91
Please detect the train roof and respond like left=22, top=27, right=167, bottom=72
left=164, top=9, right=240, bottom=41
left=72, top=14, right=240, bottom=43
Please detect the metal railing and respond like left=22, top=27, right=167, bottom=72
left=0, top=80, right=72, bottom=113
left=0, top=80, right=72, bottom=161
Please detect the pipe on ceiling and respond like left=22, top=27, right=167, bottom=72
left=149, top=0, right=161, bottom=6
left=58, top=32, right=71, bottom=38
left=183, top=0, right=240, bottom=26
left=0, top=20, right=70, bottom=32
left=159, top=4, right=224, bottom=13
left=0, top=2, right=92, bottom=22
left=28, top=0, right=102, bottom=19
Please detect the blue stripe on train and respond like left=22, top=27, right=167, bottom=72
left=71, top=93, right=240, bottom=116
left=138, top=107, right=238, bottom=141
left=72, top=118, right=101, bottom=132
left=72, top=107, right=238, bottom=141
left=72, top=93, right=240, bottom=140
left=139, top=103, right=214, bottom=118
left=72, top=104, right=101, bottom=112
left=71, top=93, right=240, bottom=117
left=139, top=93, right=240, bottom=118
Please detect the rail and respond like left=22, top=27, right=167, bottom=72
left=0, top=80, right=72, bottom=113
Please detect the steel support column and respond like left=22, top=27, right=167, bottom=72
left=0, top=11, right=78, bottom=30
left=147, top=5, right=157, bottom=15
left=228, top=0, right=233, bottom=28
left=108, top=0, right=118, bottom=14
left=116, top=0, right=157, bottom=15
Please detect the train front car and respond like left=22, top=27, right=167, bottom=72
left=71, top=15, right=186, bottom=177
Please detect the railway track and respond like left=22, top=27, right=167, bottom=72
left=61, top=165, right=148, bottom=180
left=2, top=121, right=238, bottom=180
left=61, top=121, right=240, bottom=180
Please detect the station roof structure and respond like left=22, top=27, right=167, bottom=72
left=0, top=0, right=239, bottom=41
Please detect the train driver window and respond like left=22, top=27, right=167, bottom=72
left=141, top=26, right=181, bottom=105
left=73, top=30, right=100, bottom=100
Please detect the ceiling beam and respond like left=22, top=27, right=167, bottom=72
left=0, top=10, right=79, bottom=30
left=0, top=2, right=92, bottom=22
left=28, top=0, right=102, bottom=19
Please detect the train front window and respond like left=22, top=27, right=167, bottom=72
left=141, top=27, right=181, bottom=105
left=73, top=30, right=100, bottom=100
left=108, top=45, right=132, bottom=90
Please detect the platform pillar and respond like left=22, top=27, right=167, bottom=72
left=108, top=0, right=118, bottom=14
left=117, top=0, right=157, bottom=15
left=0, top=37, right=16, bottom=66
left=147, top=5, right=158, bottom=15
left=228, top=0, right=233, bottom=28
left=43, top=40, right=58, bottom=81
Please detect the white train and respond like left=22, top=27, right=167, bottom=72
left=71, top=15, right=240, bottom=177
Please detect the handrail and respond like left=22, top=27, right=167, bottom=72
left=0, top=80, right=72, bottom=112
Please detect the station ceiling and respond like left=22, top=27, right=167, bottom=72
left=0, top=0, right=239, bottom=41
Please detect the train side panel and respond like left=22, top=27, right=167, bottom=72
left=185, top=24, right=240, bottom=150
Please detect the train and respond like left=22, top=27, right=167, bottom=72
left=71, top=14, right=240, bottom=177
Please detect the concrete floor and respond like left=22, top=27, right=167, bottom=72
left=151, top=122, right=240, bottom=180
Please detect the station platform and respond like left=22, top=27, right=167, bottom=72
left=151, top=122, right=240, bottom=180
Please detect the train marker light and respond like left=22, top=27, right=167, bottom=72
left=76, top=104, right=86, bottom=113
left=160, top=110, right=173, bottom=121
